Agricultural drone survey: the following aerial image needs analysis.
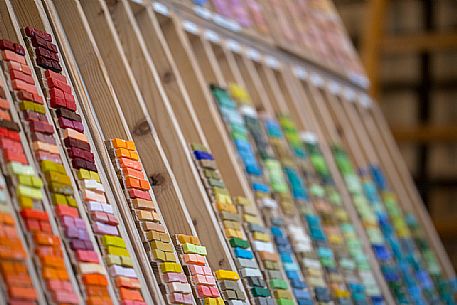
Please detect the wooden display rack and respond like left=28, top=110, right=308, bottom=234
left=0, top=0, right=248, bottom=303
left=173, top=23, right=394, bottom=302
left=146, top=0, right=454, bottom=292
left=0, top=0, right=453, bottom=304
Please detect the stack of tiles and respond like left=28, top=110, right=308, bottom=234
left=370, top=165, right=456, bottom=304
left=191, top=143, right=271, bottom=305
left=286, top=224, right=333, bottom=303
left=278, top=115, right=383, bottom=304
left=264, top=116, right=367, bottom=305
left=227, top=84, right=296, bottom=216
left=229, top=84, right=351, bottom=305
left=269, top=219, right=313, bottom=305
left=212, top=83, right=320, bottom=305
left=107, top=138, right=194, bottom=305
left=308, top=184, right=370, bottom=305
left=360, top=170, right=443, bottom=304
left=332, top=145, right=443, bottom=305
left=174, top=234, right=224, bottom=305
left=22, top=26, right=148, bottom=305
left=215, top=269, right=246, bottom=305
left=234, top=196, right=294, bottom=305
left=0, top=171, right=38, bottom=304
left=227, top=87, right=320, bottom=305
left=212, top=86, right=306, bottom=304
left=408, top=216, right=456, bottom=304
left=0, top=40, right=80, bottom=304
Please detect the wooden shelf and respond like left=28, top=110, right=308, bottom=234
left=0, top=0, right=453, bottom=304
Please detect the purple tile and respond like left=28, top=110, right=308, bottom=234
left=74, top=217, right=85, bottom=229
left=78, top=228, right=90, bottom=241
left=93, top=222, right=118, bottom=236
left=65, top=226, right=78, bottom=239
left=70, top=239, right=88, bottom=250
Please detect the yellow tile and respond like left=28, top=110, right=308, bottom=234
left=160, top=262, right=182, bottom=273
left=18, top=195, right=33, bottom=208
left=214, top=270, right=239, bottom=281
left=253, top=232, right=270, bottom=242
left=77, top=169, right=91, bottom=180
left=234, top=196, right=250, bottom=206
left=106, top=245, right=129, bottom=257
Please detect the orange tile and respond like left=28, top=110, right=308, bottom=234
left=82, top=274, right=101, bottom=286
left=86, top=285, right=110, bottom=297
left=125, top=177, right=140, bottom=189
left=3, top=50, right=26, bottom=64
left=56, top=268, right=69, bottom=281
left=42, top=256, right=65, bottom=268
left=111, top=138, right=126, bottom=149
left=118, top=158, right=142, bottom=171
left=119, top=287, right=143, bottom=301
left=129, top=151, right=139, bottom=161
left=115, top=276, right=141, bottom=289
left=42, top=267, right=58, bottom=280
left=139, top=179, right=150, bottom=191
left=0, top=109, right=11, bottom=120
left=8, top=286, right=37, bottom=300
left=125, top=141, right=136, bottom=151
left=0, top=98, right=9, bottom=110
left=115, top=148, right=130, bottom=159
left=258, top=251, right=279, bottom=262
left=1, top=213, right=15, bottom=225
left=34, top=232, right=56, bottom=246
left=122, top=168, right=144, bottom=180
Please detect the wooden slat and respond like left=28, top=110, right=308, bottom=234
left=392, top=125, right=457, bottom=143
left=383, top=32, right=457, bottom=53
left=99, top=0, right=236, bottom=270
left=130, top=1, right=209, bottom=145
left=360, top=0, right=388, bottom=97
left=154, top=11, right=254, bottom=200
left=433, top=220, right=457, bottom=239
left=72, top=0, right=196, bottom=239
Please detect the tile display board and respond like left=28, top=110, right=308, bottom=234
left=0, top=0, right=453, bottom=304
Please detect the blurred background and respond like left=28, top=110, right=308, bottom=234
left=333, top=0, right=457, bottom=268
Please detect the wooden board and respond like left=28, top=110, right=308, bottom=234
left=0, top=0, right=451, bottom=303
